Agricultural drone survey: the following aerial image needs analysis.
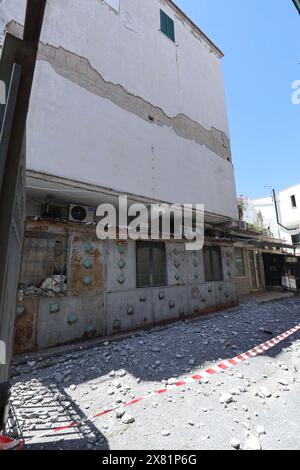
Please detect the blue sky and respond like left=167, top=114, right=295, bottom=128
left=176, top=0, right=299, bottom=199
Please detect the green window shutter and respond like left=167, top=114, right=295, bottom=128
left=136, top=242, right=151, bottom=288
left=160, top=9, right=168, bottom=35
left=160, top=9, right=175, bottom=42
left=204, top=247, right=213, bottom=282
left=136, top=242, right=167, bottom=288
left=167, top=15, right=175, bottom=42
left=235, top=247, right=245, bottom=277
left=204, top=246, right=223, bottom=282
left=151, top=243, right=166, bottom=286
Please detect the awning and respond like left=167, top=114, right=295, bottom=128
left=228, top=233, right=296, bottom=251
left=252, top=240, right=296, bottom=251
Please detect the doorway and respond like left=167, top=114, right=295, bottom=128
left=262, top=253, right=285, bottom=288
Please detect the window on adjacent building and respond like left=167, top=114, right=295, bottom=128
left=136, top=242, right=166, bottom=288
left=292, top=233, right=300, bottom=245
left=19, top=233, right=68, bottom=289
left=203, top=246, right=223, bottom=282
left=160, top=9, right=175, bottom=42
left=234, top=247, right=245, bottom=277
left=291, top=195, right=297, bottom=208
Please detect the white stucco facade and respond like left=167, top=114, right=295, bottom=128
left=252, top=185, right=300, bottom=245
left=0, top=0, right=238, bottom=219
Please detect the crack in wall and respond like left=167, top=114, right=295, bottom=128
left=7, top=20, right=232, bottom=162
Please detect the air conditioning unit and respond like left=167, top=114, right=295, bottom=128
left=238, top=221, right=248, bottom=230
left=69, top=204, right=95, bottom=224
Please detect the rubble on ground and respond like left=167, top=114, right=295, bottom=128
left=9, top=298, right=300, bottom=450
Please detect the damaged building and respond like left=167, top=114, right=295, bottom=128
left=0, top=0, right=276, bottom=354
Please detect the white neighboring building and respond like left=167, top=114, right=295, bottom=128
left=252, top=185, right=300, bottom=247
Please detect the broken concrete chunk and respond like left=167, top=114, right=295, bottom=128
left=243, top=436, right=262, bottom=451
left=219, top=393, right=234, bottom=404
left=230, top=438, right=240, bottom=450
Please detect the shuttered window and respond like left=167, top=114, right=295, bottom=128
left=235, top=247, right=245, bottom=277
left=136, top=242, right=167, bottom=288
left=204, top=246, right=223, bottom=282
left=160, top=10, right=175, bottom=42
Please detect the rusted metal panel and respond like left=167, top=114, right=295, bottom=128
left=152, top=286, right=188, bottom=324
left=67, top=236, right=103, bottom=296
left=14, top=298, right=38, bottom=355
left=106, top=290, right=153, bottom=336
left=37, top=295, right=104, bottom=350
left=189, top=283, right=216, bottom=317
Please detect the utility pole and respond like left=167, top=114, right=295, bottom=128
left=0, top=0, right=47, bottom=430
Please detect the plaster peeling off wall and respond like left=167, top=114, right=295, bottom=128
left=6, top=20, right=232, bottom=162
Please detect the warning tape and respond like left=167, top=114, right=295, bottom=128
left=28, top=322, right=300, bottom=443
left=0, top=435, right=24, bottom=451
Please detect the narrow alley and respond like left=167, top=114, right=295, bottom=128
left=9, top=297, right=300, bottom=450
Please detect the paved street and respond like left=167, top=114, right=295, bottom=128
left=9, top=297, right=300, bottom=450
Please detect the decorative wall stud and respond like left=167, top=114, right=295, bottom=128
left=50, top=303, right=60, bottom=314
left=169, top=300, right=175, bottom=309
left=113, top=320, right=121, bottom=330
left=68, top=313, right=78, bottom=325
left=117, top=244, right=125, bottom=254
left=83, top=276, right=93, bottom=286
left=86, top=325, right=95, bottom=334
left=83, top=242, right=93, bottom=253
left=118, top=259, right=126, bottom=269
left=139, top=295, right=147, bottom=302
left=83, top=259, right=93, bottom=269
left=159, top=292, right=165, bottom=300
left=127, top=306, right=134, bottom=316
left=16, top=306, right=25, bottom=317
left=118, top=275, right=125, bottom=285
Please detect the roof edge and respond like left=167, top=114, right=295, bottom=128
left=167, top=0, right=224, bottom=58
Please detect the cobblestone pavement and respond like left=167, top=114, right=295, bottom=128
left=9, top=297, right=300, bottom=450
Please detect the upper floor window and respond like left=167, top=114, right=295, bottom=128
left=291, top=195, right=297, bottom=208
left=292, top=233, right=300, bottom=245
left=203, top=246, right=223, bottom=282
left=160, top=10, right=175, bottom=42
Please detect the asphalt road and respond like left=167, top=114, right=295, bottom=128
left=9, top=297, right=300, bottom=450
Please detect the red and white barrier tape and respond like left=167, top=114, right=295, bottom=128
left=0, top=435, right=24, bottom=451
left=29, top=322, right=300, bottom=442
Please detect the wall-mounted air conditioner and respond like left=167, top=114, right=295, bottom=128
left=69, top=205, right=95, bottom=224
